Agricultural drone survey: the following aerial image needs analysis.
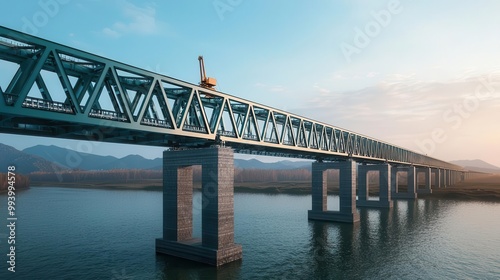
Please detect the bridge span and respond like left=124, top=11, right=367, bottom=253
left=0, top=26, right=471, bottom=266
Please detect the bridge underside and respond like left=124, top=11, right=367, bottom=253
left=0, top=115, right=208, bottom=147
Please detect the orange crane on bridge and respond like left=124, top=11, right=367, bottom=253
left=198, top=55, right=217, bottom=90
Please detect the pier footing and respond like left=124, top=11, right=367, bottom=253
left=156, top=239, right=242, bottom=267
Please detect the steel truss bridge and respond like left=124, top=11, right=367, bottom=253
left=0, top=26, right=461, bottom=171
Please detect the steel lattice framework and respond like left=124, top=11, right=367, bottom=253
left=0, top=26, right=461, bottom=170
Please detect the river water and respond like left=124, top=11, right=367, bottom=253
left=0, top=187, right=499, bottom=279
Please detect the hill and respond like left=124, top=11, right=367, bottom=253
left=450, top=159, right=500, bottom=173
left=0, top=143, right=65, bottom=173
left=23, top=145, right=310, bottom=171
left=23, top=145, right=162, bottom=170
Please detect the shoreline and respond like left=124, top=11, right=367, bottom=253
left=30, top=180, right=321, bottom=194
left=29, top=174, right=500, bottom=202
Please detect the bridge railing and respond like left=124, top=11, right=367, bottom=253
left=0, top=26, right=462, bottom=171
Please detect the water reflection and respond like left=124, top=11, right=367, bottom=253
left=152, top=198, right=462, bottom=279
left=1, top=187, right=497, bottom=279
left=303, top=199, right=449, bottom=278
left=155, top=254, right=242, bottom=280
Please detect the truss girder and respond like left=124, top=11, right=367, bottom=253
left=0, top=26, right=462, bottom=170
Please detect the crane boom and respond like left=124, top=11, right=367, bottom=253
left=198, top=55, right=217, bottom=89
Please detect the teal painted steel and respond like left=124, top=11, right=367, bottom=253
left=0, top=26, right=462, bottom=170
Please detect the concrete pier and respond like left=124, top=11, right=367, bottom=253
left=432, top=168, right=441, bottom=189
left=357, top=164, right=393, bottom=208
left=391, top=166, right=417, bottom=199
left=308, top=160, right=360, bottom=223
left=156, top=147, right=242, bottom=266
left=442, top=169, right=448, bottom=188
left=416, top=167, right=432, bottom=194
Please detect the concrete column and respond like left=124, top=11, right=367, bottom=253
left=357, top=164, right=393, bottom=208
left=442, top=169, right=447, bottom=188
left=308, top=160, right=360, bottom=223
left=163, top=166, right=193, bottom=241
left=416, top=167, right=432, bottom=194
left=311, top=162, right=327, bottom=212
left=432, top=168, right=441, bottom=189
left=391, top=165, right=417, bottom=199
left=357, top=165, right=368, bottom=205
left=156, top=147, right=242, bottom=266
left=390, top=166, right=397, bottom=196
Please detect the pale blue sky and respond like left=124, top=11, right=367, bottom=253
left=1, top=0, right=500, bottom=166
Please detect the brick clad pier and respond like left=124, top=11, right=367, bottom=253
left=156, top=147, right=242, bottom=266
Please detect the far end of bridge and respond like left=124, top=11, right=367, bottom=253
left=155, top=145, right=469, bottom=267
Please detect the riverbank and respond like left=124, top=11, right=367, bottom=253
left=30, top=174, right=500, bottom=201
left=0, top=172, right=30, bottom=193
left=419, top=174, right=500, bottom=202
left=30, top=180, right=320, bottom=194
left=31, top=180, right=337, bottom=195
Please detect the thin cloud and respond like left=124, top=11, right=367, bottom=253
left=301, top=73, right=500, bottom=127
left=254, top=82, right=286, bottom=93
left=101, top=1, right=166, bottom=38
left=313, top=84, right=331, bottom=95
left=102, top=27, right=120, bottom=38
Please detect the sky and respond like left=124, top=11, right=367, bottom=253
left=1, top=0, right=499, bottom=166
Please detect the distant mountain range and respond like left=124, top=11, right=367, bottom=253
left=22, top=144, right=311, bottom=171
left=1, top=143, right=499, bottom=174
left=0, top=144, right=66, bottom=173
left=0, top=143, right=311, bottom=173
left=23, top=145, right=163, bottom=170
left=450, top=160, right=500, bottom=173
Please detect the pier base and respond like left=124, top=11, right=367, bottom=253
left=308, top=160, right=360, bottom=223
left=357, top=164, right=393, bottom=208
left=155, top=147, right=242, bottom=266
